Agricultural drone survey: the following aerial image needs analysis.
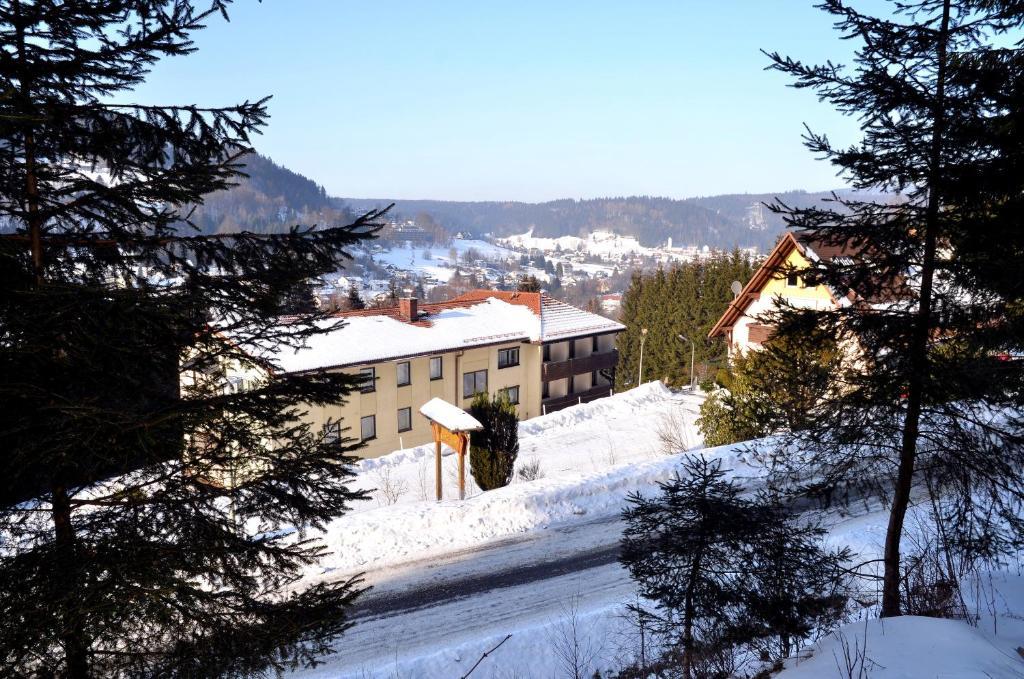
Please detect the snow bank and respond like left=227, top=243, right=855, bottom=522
left=302, top=382, right=708, bottom=576
left=779, top=613, right=1024, bottom=679
left=313, top=446, right=757, bottom=575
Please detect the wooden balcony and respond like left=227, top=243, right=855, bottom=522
left=542, top=384, right=615, bottom=414
left=541, top=349, right=618, bottom=382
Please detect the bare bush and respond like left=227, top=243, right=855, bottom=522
left=551, top=594, right=600, bottom=679
left=373, top=465, right=408, bottom=506
left=655, top=406, right=691, bottom=456
left=831, top=619, right=881, bottom=679
left=517, top=457, right=544, bottom=482
left=417, top=458, right=431, bottom=501
left=604, top=432, right=618, bottom=467
left=901, top=510, right=969, bottom=620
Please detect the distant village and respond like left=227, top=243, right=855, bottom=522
left=315, top=217, right=761, bottom=317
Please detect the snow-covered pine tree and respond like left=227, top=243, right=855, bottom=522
left=764, top=0, right=1024, bottom=617
left=0, top=1, right=384, bottom=675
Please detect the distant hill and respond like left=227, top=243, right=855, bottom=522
left=189, top=154, right=353, bottom=234
left=343, top=192, right=865, bottom=251
left=191, top=153, right=876, bottom=251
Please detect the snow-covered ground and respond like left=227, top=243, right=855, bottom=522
left=288, top=383, right=1024, bottom=678
left=778, top=571, right=1024, bottom=679
left=371, top=239, right=518, bottom=284
left=299, top=382, right=705, bottom=579
left=499, top=229, right=650, bottom=258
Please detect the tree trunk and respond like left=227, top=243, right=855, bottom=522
left=16, top=5, right=88, bottom=664
left=52, top=484, right=89, bottom=678
left=681, top=555, right=701, bottom=679
left=880, top=0, right=951, bottom=618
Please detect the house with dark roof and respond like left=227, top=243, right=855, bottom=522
left=279, top=290, right=624, bottom=458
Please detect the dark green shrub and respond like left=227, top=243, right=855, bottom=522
left=468, top=392, right=519, bottom=490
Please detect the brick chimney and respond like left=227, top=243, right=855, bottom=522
left=399, top=297, right=418, bottom=322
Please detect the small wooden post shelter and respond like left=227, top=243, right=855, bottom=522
left=419, top=398, right=483, bottom=501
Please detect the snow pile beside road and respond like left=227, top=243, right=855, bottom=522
left=314, top=442, right=760, bottom=575
left=303, top=382, right=708, bottom=577
left=348, top=381, right=702, bottom=506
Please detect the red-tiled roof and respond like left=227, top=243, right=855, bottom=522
left=448, top=290, right=542, bottom=316
left=329, top=298, right=483, bottom=327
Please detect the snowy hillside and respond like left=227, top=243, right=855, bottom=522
left=499, top=228, right=650, bottom=257
left=285, top=384, right=1024, bottom=678
left=369, top=239, right=518, bottom=284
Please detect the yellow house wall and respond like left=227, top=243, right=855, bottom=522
left=301, top=341, right=542, bottom=458
left=759, top=249, right=835, bottom=303
left=731, top=249, right=837, bottom=355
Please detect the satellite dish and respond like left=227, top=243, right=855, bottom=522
left=730, top=281, right=743, bottom=298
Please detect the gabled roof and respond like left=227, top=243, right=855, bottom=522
left=708, top=232, right=810, bottom=339
left=277, top=298, right=538, bottom=373
left=448, top=289, right=542, bottom=316
left=708, top=230, right=908, bottom=339
left=539, top=295, right=624, bottom=341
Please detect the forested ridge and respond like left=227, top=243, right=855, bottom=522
left=193, top=152, right=876, bottom=250
left=346, top=193, right=841, bottom=250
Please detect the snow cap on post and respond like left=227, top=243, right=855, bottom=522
left=419, top=398, right=483, bottom=432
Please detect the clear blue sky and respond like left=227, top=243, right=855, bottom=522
left=127, top=1, right=880, bottom=202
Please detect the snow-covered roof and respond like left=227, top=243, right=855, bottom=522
left=539, top=295, right=624, bottom=341
left=276, top=298, right=539, bottom=373
left=447, top=290, right=624, bottom=343
left=418, top=398, right=483, bottom=431
left=275, top=291, right=624, bottom=374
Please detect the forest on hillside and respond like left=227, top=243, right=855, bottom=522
left=0, top=149, right=845, bottom=253
left=188, top=153, right=355, bottom=234
left=614, top=252, right=756, bottom=390
left=346, top=192, right=868, bottom=251
left=188, top=152, right=886, bottom=251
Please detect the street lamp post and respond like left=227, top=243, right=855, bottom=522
left=678, top=334, right=695, bottom=390
left=637, top=327, right=648, bottom=386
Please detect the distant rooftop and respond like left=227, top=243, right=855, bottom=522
left=276, top=290, right=623, bottom=373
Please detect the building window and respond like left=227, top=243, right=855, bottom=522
left=463, top=369, right=488, bottom=399
left=360, top=415, right=376, bottom=441
left=322, top=421, right=341, bottom=446
left=786, top=272, right=801, bottom=288
left=359, top=367, right=375, bottom=393
left=500, top=385, right=520, bottom=405
left=397, top=361, right=411, bottom=387
left=498, top=347, right=520, bottom=369
left=592, top=335, right=599, bottom=353
left=543, top=343, right=551, bottom=362
left=429, top=356, right=443, bottom=380
left=568, top=340, right=576, bottom=359
left=397, top=407, right=412, bottom=432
